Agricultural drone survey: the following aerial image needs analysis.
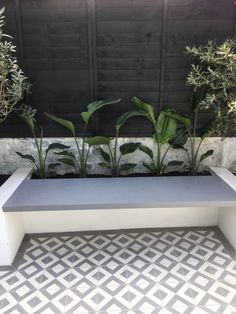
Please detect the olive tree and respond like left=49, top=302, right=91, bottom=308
left=0, top=7, right=29, bottom=124
left=186, top=39, right=236, bottom=135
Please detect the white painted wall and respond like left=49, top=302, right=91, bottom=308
left=0, top=137, right=225, bottom=175
left=211, top=167, right=236, bottom=250
left=219, top=208, right=236, bottom=250
left=22, top=206, right=219, bottom=233
left=0, top=168, right=32, bottom=266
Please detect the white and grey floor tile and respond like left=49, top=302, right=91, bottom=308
left=197, top=304, right=233, bottom=314
left=164, top=307, right=199, bottom=314
left=0, top=227, right=235, bottom=314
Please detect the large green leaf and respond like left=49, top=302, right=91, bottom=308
left=155, top=110, right=177, bottom=144
left=199, top=149, right=214, bottom=163
left=119, top=163, right=137, bottom=172
left=84, top=136, right=110, bottom=146
left=54, top=151, right=76, bottom=159
left=81, top=98, right=121, bottom=124
left=99, top=147, right=111, bottom=163
left=45, top=113, right=75, bottom=134
left=139, top=144, right=154, bottom=159
left=167, top=160, right=183, bottom=167
left=131, top=97, right=156, bottom=124
left=115, top=110, right=147, bottom=132
left=192, top=85, right=208, bottom=113
left=58, top=158, right=77, bottom=168
left=169, top=129, right=188, bottom=148
left=46, top=143, right=70, bottom=154
left=119, top=142, right=140, bottom=155
left=16, top=152, right=36, bottom=163
left=19, top=115, right=35, bottom=131
left=165, top=113, right=191, bottom=129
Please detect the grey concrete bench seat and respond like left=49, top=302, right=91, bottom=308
left=3, top=175, right=236, bottom=212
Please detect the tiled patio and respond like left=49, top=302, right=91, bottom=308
left=0, top=227, right=236, bottom=314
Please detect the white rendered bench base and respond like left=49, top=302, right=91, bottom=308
left=211, top=167, right=236, bottom=250
left=0, top=167, right=236, bottom=267
left=0, top=168, right=32, bottom=266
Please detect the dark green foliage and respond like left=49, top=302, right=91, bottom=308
left=45, top=99, right=121, bottom=177
left=116, top=97, right=185, bottom=175
left=16, top=105, right=70, bottom=178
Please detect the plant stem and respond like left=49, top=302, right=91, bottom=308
left=43, top=150, right=49, bottom=176
left=84, top=146, right=91, bottom=176
left=117, top=154, right=122, bottom=176
left=160, top=144, right=171, bottom=173
left=185, top=149, right=191, bottom=169
left=191, top=110, right=199, bottom=175
left=80, top=123, right=89, bottom=178
left=156, top=139, right=161, bottom=175
left=74, top=135, right=82, bottom=176
left=195, top=138, right=204, bottom=173
left=113, top=131, right=119, bottom=177
left=32, top=128, right=45, bottom=178
left=108, top=144, right=115, bottom=176
left=185, top=126, right=194, bottom=175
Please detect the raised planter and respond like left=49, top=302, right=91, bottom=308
left=0, top=168, right=32, bottom=267
left=1, top=167, right=236, bottom=267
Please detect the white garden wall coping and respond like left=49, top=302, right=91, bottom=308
left=210, top=167, right=236, bottom=192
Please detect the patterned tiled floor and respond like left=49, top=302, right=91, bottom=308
left=0, top=228, right=236, bottom=314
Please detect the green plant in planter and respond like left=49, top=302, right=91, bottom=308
left=98, top=140, right=141, bottom=177
left=186, top=39, right=236, bottom=135
left=0, top=7, right=30, bottom=123
left=45, top=98, right=121, bottom=178
left=16, top=105, right=70, bottom=178
left=167, top=40, right=236, bottom=175
left=113, top=97, right=186, bottom=175
left=167, top=87, right=214, bottom=175
left=96, top=113, right=141, bottom=176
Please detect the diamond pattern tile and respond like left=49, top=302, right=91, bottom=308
left=0, top=228, right=235, bottom=314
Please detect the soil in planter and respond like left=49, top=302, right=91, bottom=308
left=0, top=174, right=10, bottom=186
left=31, top=173, right=111, bottom=179
left=31, top=171, right=211, bottom=179
left=127, top=171, right=211, bottom=177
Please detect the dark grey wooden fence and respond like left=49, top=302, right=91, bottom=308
left=0, top=0, right=235, bottom=137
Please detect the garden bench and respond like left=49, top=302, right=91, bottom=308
left=3, top=174, right=236, bottom=212
left=1, top=167, right=236, bottom=267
